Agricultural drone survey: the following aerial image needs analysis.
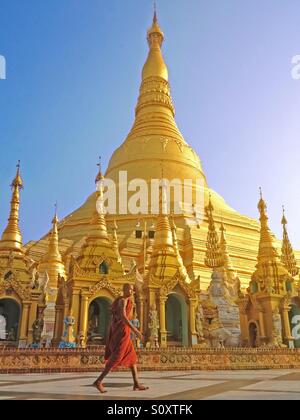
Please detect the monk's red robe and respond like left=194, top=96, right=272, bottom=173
left=104, top=297, right=138, bottom=370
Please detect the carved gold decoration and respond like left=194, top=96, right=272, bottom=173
left=89, top=278, right=121, bottom=298
left=0, top=276, right=31, bottom=300
left=2, top=348, right=300, bottom=373
left=159, top=270, right=196, bottom=298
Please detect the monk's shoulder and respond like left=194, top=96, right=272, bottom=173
left=119, top=297, right=127, bottom=307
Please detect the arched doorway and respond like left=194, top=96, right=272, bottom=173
left=88, top=297, right=112, bottom=345
left=166, top=293, right=189, bottom=347
left=0, top=299, right=20, bottom=342
left=249, top=322, right=258, bottom=348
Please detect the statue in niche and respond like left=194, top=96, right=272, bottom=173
left=59, top=310, right=76, bottom=348
left=195, top=304, right=204, bottom=341
left=0, top=312, right=7, bottom=340
left=32, top=309, right=44, bottom=346
left=272, top=308, right=285, bottom=347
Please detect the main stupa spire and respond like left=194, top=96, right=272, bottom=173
left=142, top=6, right=167, bottom=82
left=106, top=9, right=207, bottom=202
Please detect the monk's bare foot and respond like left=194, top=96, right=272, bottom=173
left=92, top=381, right=107, bottom=394
left=133, top=384, right=149, bottom=391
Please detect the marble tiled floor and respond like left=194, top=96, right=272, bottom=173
left=0, top=370, right=299, bottom=400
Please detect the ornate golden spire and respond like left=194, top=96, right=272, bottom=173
left=88, top=162, right=108, bottom=243
left=95, top=156, right=104, bottom=183
left=42, top=203, right=62, bottom=263
left=0, top=161, right=24, bottom=252
left=39, top=204, right=66, bottom=290
left=257, top=188, right=280, bottom=262
left=251, top=190, right=293, bottom=296
left=205, top=196, right=223, bottom=269
left=136, top=10, right=175, bottom=118
left=281, top=206, right=299, bottom=277
left=220, top=223, right=234, bottom=271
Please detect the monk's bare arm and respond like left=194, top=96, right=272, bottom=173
left=119, top=298, right=141, bottom=338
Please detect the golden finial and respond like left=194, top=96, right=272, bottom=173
left=11, top=160, right=23, bottom=189
left=52, top=201, right=59, bottom=225
left=41, top=203, right=62, bottom=262
left=207, top=193, right=214, bottom=213
left=143, top=0, right=166, bottom=80
left=95, top=156, right=104, bottom=183
left=281, top=205, right=288, bottom=226
left=258, top=187, right=267, bottom=214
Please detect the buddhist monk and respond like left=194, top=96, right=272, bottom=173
left=92, top=283, right=148, bottom=393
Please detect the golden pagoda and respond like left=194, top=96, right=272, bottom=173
left=238, top=191, right=296, bottom=348
left=55, top=167, right=135, bottom=347
left=26, top=11, right=279, bottom=292
left=1, top=10, right=300, bottom=350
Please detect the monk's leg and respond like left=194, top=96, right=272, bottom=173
left=93, top=360, right=114, bottom=394
left=131, top=365, right=149, bottom=391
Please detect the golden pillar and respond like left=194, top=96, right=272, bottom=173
left=27, top=301, right=39, bottom=344
left=139, top=296, right=145, bottom=335
left=159, top=295, right=167, bottom=348
left=19, top=302, right=30, bottom=342
left=240, top=310, right=249, bottom=345
left=282, top=306, right=294, bottom=345
left=71, top=289, right=80, bottom=336
left=189, top=298, right=198, bottom=346
left=258, top=311, right=266, bottom=342
left=53, top=304, right=64, bottom=345
left=79, top=294, right=89, bottom=343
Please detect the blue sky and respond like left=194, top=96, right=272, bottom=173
left=0, top=0, right=300, bottom=247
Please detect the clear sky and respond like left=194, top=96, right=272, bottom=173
left=0, top=0, right=300, bottom=247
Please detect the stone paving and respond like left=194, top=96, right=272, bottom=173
left=0, top=370, right=300, bottom=400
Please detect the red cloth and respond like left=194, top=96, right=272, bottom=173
left=104, top=297, right=138, bottom=370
